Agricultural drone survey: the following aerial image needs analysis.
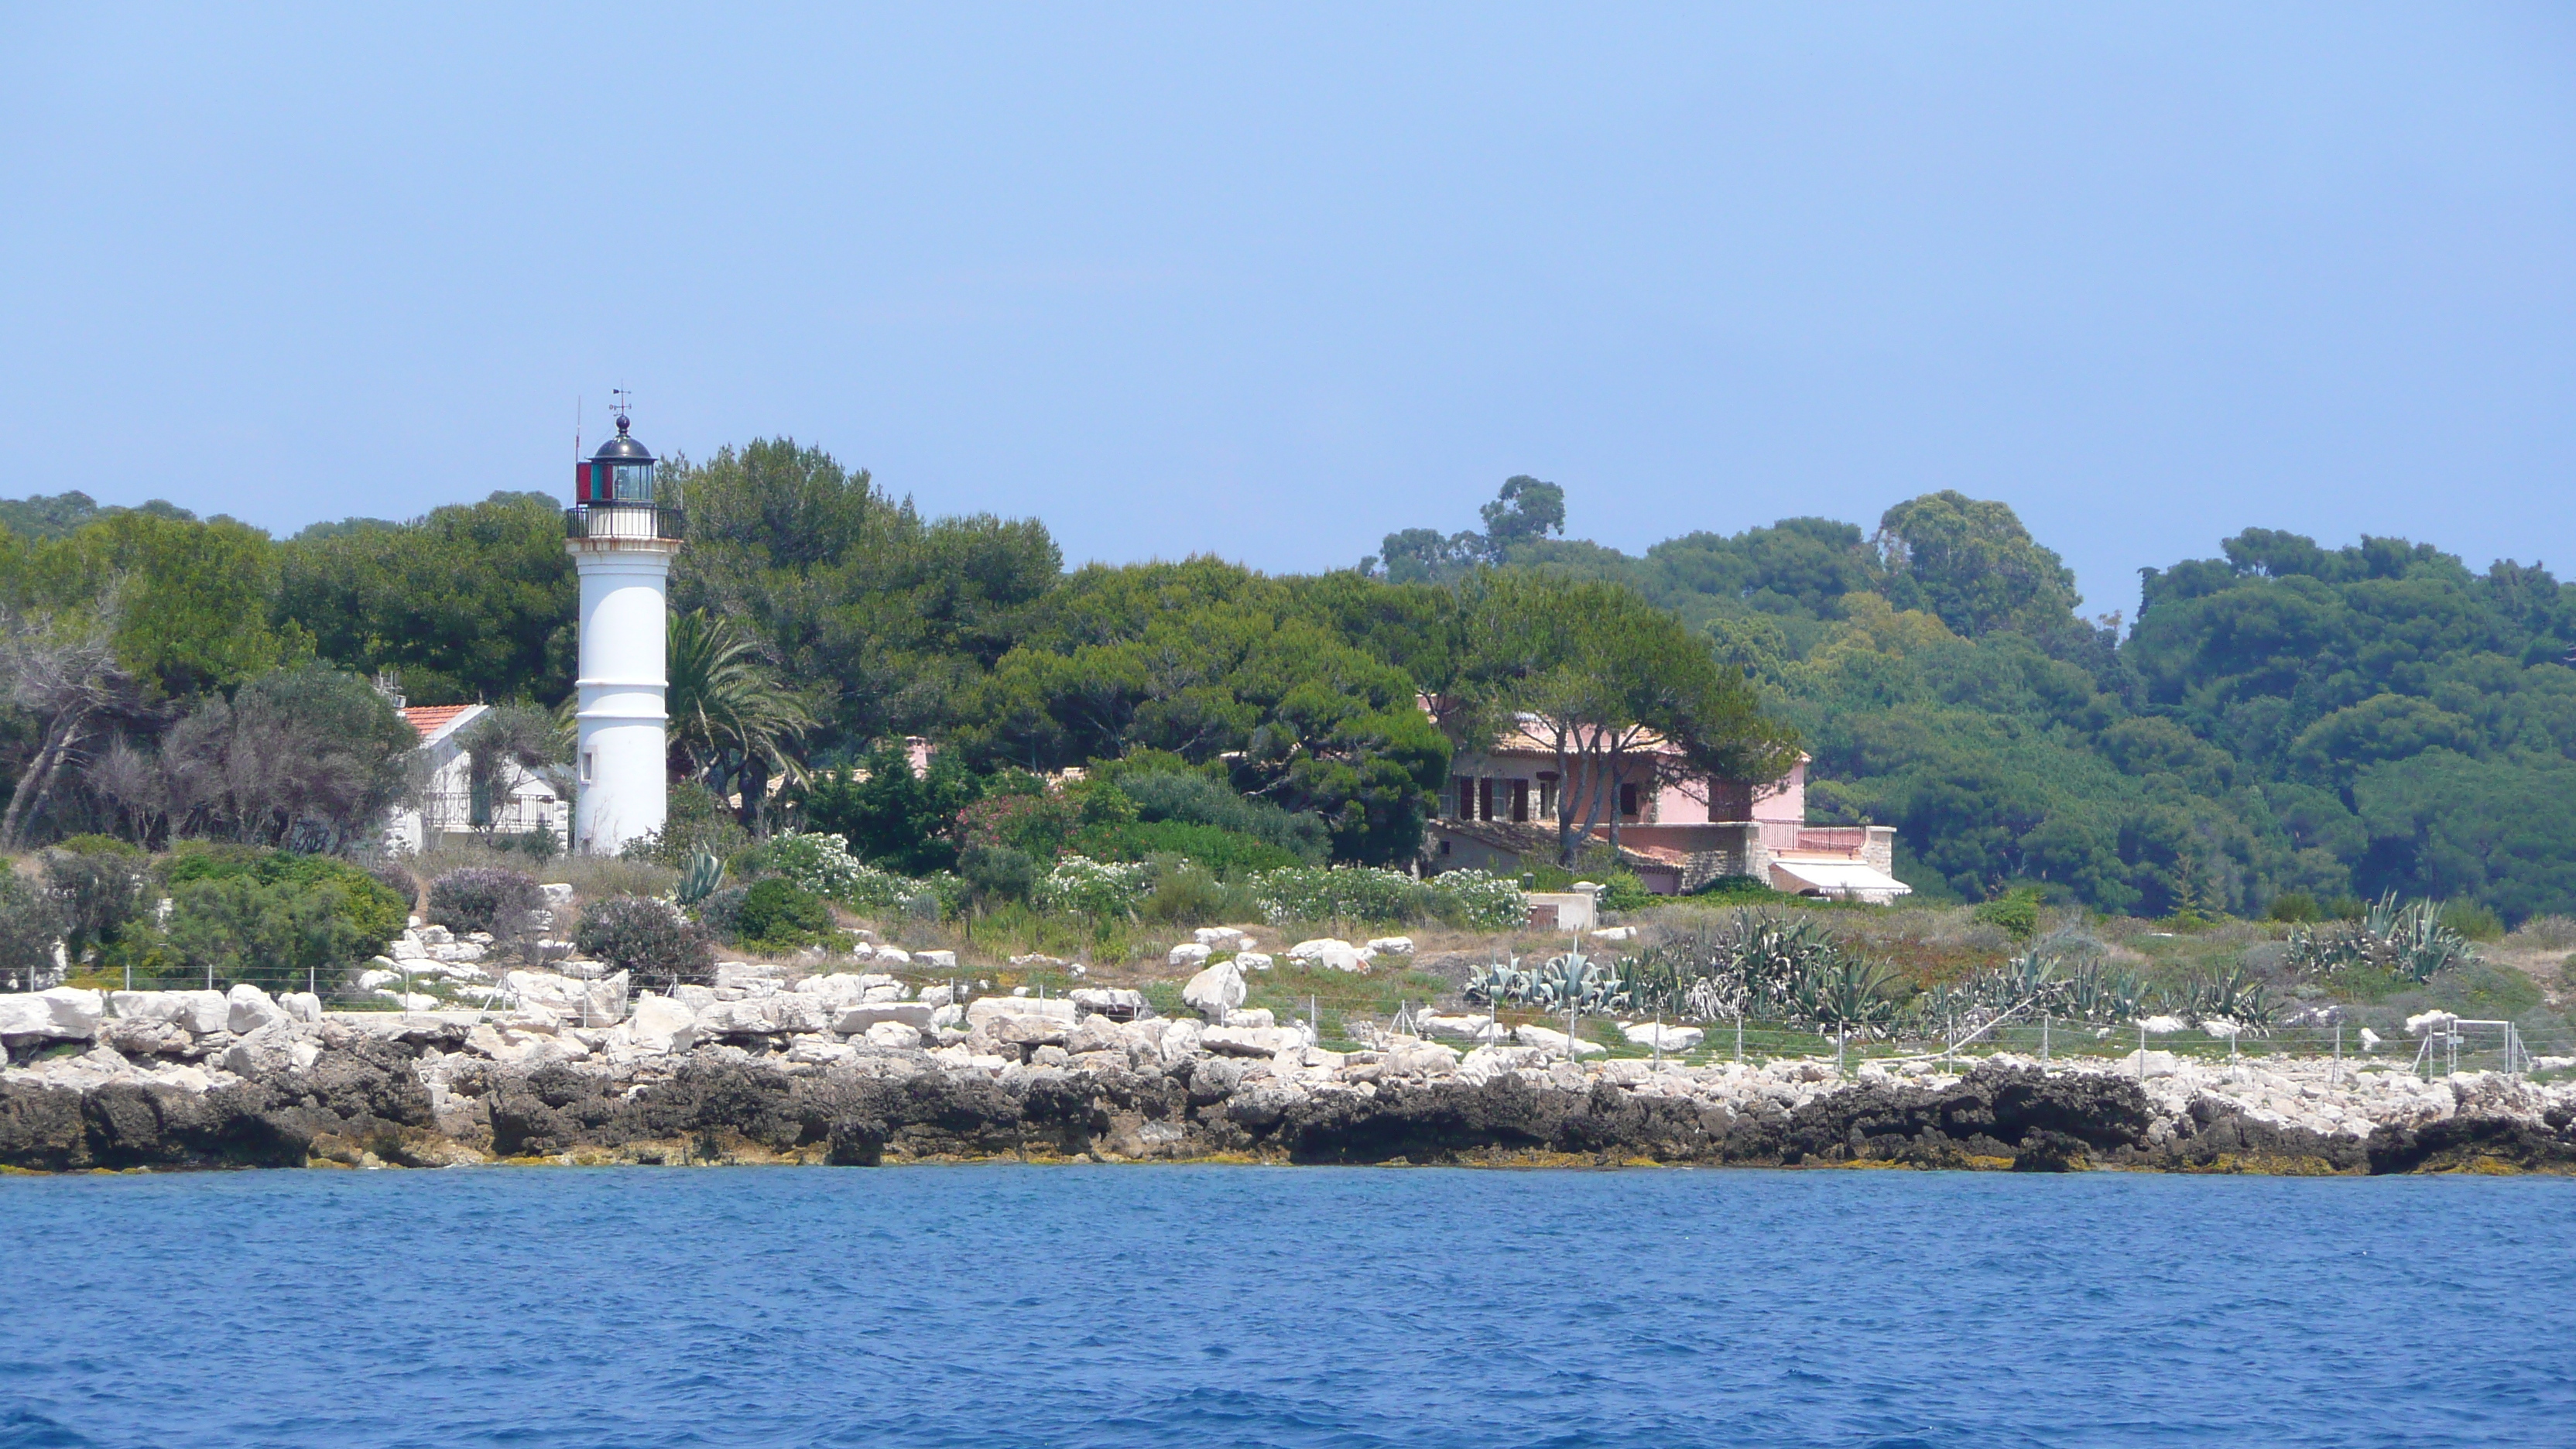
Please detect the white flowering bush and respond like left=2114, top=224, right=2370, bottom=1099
left=752, top=832, right=870, bottom=897
left=1033, top=855, right=1153, bottom=916
left=745, top=831, right=944, bottom=916
left=1427, top=869, right=1529, bottom=931
left=1248, top=865, right=1428, bottom=925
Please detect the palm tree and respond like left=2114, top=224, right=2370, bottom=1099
left=664, top=609, right=820, bottom=834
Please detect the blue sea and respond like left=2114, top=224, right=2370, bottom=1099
left=0, top=1166, right=2567, bottom=1448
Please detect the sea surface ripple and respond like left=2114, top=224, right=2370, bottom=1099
left=0, top=1166, right=2567, bottom=1447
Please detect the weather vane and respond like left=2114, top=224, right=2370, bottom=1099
left=610, top=385, right=634, bottom=430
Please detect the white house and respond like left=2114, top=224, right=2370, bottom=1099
left=384, top=704, right=570, bottom=855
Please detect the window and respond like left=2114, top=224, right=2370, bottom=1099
left=1619, top=782, right=1640, bottom=817
left=1478, top=777, right=1495, bottom=820
left=581, top=750, right=595, bottom=786
left=1510, top=779, right=1530, bottom=823
left=1537, top=774, right=1558, bottom=820
left=1455, top=776, right=1476, bottom=820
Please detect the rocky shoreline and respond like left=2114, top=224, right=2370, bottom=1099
left=5, top=980, right=2575, bottom=1175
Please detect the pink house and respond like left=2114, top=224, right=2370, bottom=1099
left=1424, top=714, right=1908, bottom=902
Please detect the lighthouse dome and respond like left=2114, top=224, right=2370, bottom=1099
left=588, top=416, right=657, bottom=502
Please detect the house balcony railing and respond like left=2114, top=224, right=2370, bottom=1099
left=417, top=791, right=563, bottom=837
left=564, top=503, right=685, bottom=543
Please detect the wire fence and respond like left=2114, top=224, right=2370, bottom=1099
left=1400, top=1007, right=2576, bottom=1080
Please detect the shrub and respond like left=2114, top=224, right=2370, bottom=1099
left=1032, top=855, right=1153, bottom=917
left=1076, top=819, right=1305, bottom=877
left=1137, top=858, right=1256, bottom=925
left=1106, top=768, right=1331, bottom=862
left=488, top=827, right=561, bottom=862
left=1973, top=888, right=2043, bottom=943
left=159, top=851, right=408, bottom=994
left=959, top=843, right=1040, bottom=903
left=427, top=867, right=546, bottom=937
left=0, top=869, right=63, bottom=992
left=1424, top=869, right=1529, bottom=930
left=1592, top=868, right=1656, bottom=914
left=694, top=882, right=751, bottom=940
left=736, top=831, right=872, bottom=899
left=1246, top=865, right=1428, bottom=925
left=42, top=836, right=147, bottom=965
left=2438, top=900, right=2505, bottom=942
left=574, top=895, right=714, bottom=988
left=2266, top=892, right=2321, bottom=923
left=733, top=879, right=832, bottom=947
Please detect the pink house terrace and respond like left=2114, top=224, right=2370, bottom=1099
left=1423, top=714, right=1909, bottom=903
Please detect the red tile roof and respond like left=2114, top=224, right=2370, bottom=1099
left=401, top=704, right=478, bottom=742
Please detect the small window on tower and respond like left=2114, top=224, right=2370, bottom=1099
left=581, top=751, right=595, bottom=786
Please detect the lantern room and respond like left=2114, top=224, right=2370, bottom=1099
left=575, top=415, right=656, bottom=505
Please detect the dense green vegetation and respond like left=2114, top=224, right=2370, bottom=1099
left=1377, top=484, right=2576, bottom=920
left=5, top=440, right=2574, bottom=928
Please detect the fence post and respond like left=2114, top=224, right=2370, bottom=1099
left=1836, top=1023, right=1846, bottom=1076
left=2333, top=1024, right=2341, bottom=1086
left=1735, top=1016, right=1743, bottom=1063
left=2041, top=1013, right=2050, bottom=1069
left=2137, top=1020, right=2146, bottom=1082
left=1653, top=1011, right=1662, bottom=1069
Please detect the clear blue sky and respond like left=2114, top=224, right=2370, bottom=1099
left=5, top=5, right=2570, bottom=618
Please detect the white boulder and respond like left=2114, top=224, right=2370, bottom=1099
left=1363, top=936, right=1415, bottom=957
left=1417, top=1012, right=1497, bottom=1042
left=225, top=984, right=286, bottom=1035
left=1194, top=927, right=1249, bottom=949
left=1181, top=960, right=1246, bottom=1021
left=864, top=1020, right=927, bottom=1050
left=834, top=1001, right=935, bottom=1033
left=1201, top=1025, right=1307, bottom=1058
left=109, top=989, right=230, bottom=1035
left=915, top=949, right=957, bottom=969
left=1591, top=927, right=1639, bottom=944
left=629, top=994, right=698, bottom=1053
left=1621, top=1022, right=1704, bottom=1053
left=1234, top=951, right=1275, bottom=972
left=0, top=987, right=104, bottom=1042
left=964, top=995, right=1077, bottom=1027
left=1512, top=1023, right=1607, bottom=1058
left=281, top=992, right=324, bottom=1024
left=1168, top=941, right=1213, bottom=968
left=1286, top=939, right=1368, bottom=973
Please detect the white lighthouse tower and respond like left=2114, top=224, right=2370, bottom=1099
left=567, top=404, right=681, bottom=855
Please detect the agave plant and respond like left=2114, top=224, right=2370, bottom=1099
left=2283, top=892, right=2472, bottom=985
left=1464, top=954, right=1539, bottom=1007
left=1795, top=956, right=1899, bottom=1036
left=1528, top=952, right=1631, bottom=1015
left=675, top=848, right=728, bottom=909
left=2168, top=964, right=2277, bottom=1032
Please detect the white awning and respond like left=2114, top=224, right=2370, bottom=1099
left=1769, top=858, right=1913, bottom=900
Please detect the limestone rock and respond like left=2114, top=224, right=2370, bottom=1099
left=1194, top=927, right=1249, bottom=949
left=1419, top=1012, right=1497, bottom=1043
left=1067, top=1015, right=1129, bottom=1056
left=1512, top=1024, right=1608, bottom=1058
left=964, top=995, right=1076, bottom=1028
left=834, top=1001, right=934, bottom=1033
left=109, top=989, right=229, bottom=1035
left=1168, top=941, right=1213, bottom=968
left=1382, top=1041, right=1462, bottom=1077
left=1233, top=951, right=1275, bottom=972
left=221, top=1020, right=321, bottom=1077
left=629, top=994, right=698, bottom=1053
left=0, top=987, right=104, bottom=1043
left=1363, top=936, right=1415, bottom=957
left=1286, top=938, right=1368, bottom=973
left=1201, top=1025, right=1306, bottom=1058
left=1621, top=1022, right=1703, bottom=1053
left=222, top=985, right=285, bottom=1035
left=864, top=1020, right=927, bottom=1050
left=916, top=949, right=957, bottom=969
left=1181, top=961, right=1245, bottom=1022
left=1590, top=926, right=1639, bottom=944
left=1069, top=987, right=1149, bottom=1019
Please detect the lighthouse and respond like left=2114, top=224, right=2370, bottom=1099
left=567, top=406, right=682, bottom=855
